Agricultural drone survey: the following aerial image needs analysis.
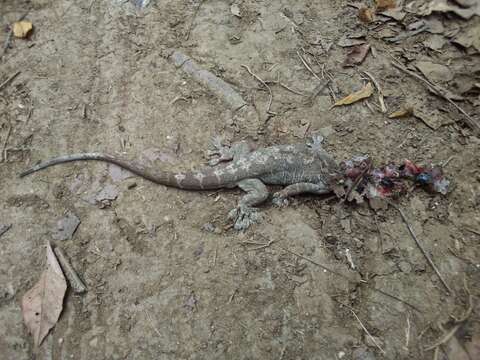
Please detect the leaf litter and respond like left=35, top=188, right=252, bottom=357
left=332, top=82, right=373, bottom=107
left=21, top=242, right=67, bottom=347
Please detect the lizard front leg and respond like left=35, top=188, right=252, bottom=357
left=228, top=178, right=269, bottom=231
left=272, top=182, right=331, bottom=206
left=207, top=138, right=253, bottom=166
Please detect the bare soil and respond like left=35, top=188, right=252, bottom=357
left=1, top=1, right=479, bottom=359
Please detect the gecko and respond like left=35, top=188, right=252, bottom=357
left=19, top=136, right=340, bottom=230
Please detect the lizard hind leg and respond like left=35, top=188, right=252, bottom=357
left=272, top=182, right=331, bottom=207
left=228, top=178, right=269, bottom=231
left=207, top=137, right=253, bottom=166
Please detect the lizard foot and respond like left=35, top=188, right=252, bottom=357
left=272, top=192, right=290, bottom=207
left=207, top=137, right=232, bottom=166
left=228, top=205, right=261, bottom=231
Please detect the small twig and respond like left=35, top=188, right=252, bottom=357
left=278, top=244, right=421, bottom=312
left=241, top=239, right=275, bottom=251
left=388, top=201, right=453, bottom=294
left=241, top=64, right=275, bottom=115
left=2, top=125, right=12, bottom=162
left=363, top=71, right=387, bottom=113
left=144, top=309, right=162, bottom=338
left=303, top=79, right=330, bottom=105
left=0, top=224, right=12, bottom=238
left=1, top=30, right=13, bottom=58
left=296, top=50, right=322, bottom=81
left=424, top=324, right=461, bottom=351
left=405, top=314, right=411, bottom=350
left=53, top=247, right=87, bottom=294
left=392, top=61, right=480, bottom=134
left=277, top=245, right=362, bottom=283
left=338, top=302, right=386, bottom=355
left=0, top=71, right=21, bottom=92
left=279, top=344, right=287, bottom=360
left=464, top=227, right=480, bottom=236
left=371, top=287, right=422, bottom=313
left=185, top=0, right=204, bottom=40
left=228, top=288, right=237, bottom=304
left=265, top=79, right=305, bottom=96
left=1, top=11, right=29, bottom=59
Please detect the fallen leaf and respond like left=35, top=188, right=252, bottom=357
left=375, top=0, right=397, bottom=11
left=414, top=108, right=453, bottom=130
left=444, top=336, right=470, bottom=360
left=333, top=83, right=373, bottom=107
left=13, top=20, right=33, bottom=38
left=415, top=60, right=453, bottom=83
left=358, top=7, right=375, bottom=23
left=337, top=36, right=366, bottom=47
left=230, top=4, right=241, bottom=18
left=419, top=0, right=480, bottom=20
left=452, top=25, right=480, bottom=52
left=423, top=34, right=447, bottom=50
left=388, top=107, right=414, bottom=118
left=53, top=212, right=80, bottom=241
left=465, top=332, right=480, bottom=359
left=379, top=8, right=406, bottom=21
left=21, top=242, right=67, bottom=347
left=344, top=44, right=371, bottom=67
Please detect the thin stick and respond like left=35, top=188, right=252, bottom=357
left=296, top=51, right=322, bottom=81
left=277, top=245, right=356, bottom=282
left=144, top=309, right=162, bottom=337
left=424, top=324, right=461, bottom=351
left=0, top=224, right=12, bottom=237
left=1, top=11, right=29, bottom=59
left=0, top=71, right=21, bottom=91
left=53, top=247, right=87, bottom=294
left=371, top=287, right=422, bottom=313
left=388, top=201, right=453, bottom=294
left=363, top=71, right=387, bottom=113
left=392, top=61, right=480, bottom=134
left=185, top=0, right=203, bottom=40
left=2, top=125, right=12, bottom=162
left=405, top=314, right=411, bottom=350
left=278, top=244, right=422, bottom=312
left=241, top=64, right=275, bottom=115
left=265, top=80, right=305, bottom=96
left=339, top=302, right=386, bottom=355
left=242, top=239, right=275, bottom=251
left=1, top=30, right=13, bottom=58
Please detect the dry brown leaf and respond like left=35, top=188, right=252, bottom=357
left=21, top=242, right=67, bottom=347
left=358, top=7, right=375, bottom=23
left=13, top=20, right=33, bottom=38
left=375, top=0, right=396, bottom=11
left=333, top=83, right=373, bottom=107
left=388, top=107, right=414, bottom=118
left=344, top=44, right=371, bottom=67
left=419, top=0, right=480, bottom=20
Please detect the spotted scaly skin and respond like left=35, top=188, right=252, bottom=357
left=20, top=137, right=339, bottom=230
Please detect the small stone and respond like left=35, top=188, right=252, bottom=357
left=352, top=347, right=376, bottom=360
left=53, top=212, right=81, bottom=241
left=325, top=234, right=338, bottom=245
left=398, top=260, right=412, bottom=273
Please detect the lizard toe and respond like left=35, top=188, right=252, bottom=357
left=272, top=193, right=290, bottom=207
left=229, top=206, right=261, bottom=231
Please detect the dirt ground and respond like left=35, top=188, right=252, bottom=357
left=1, top=0, right=479, bottom=359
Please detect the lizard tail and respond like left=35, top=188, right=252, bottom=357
left=19, top=153, right=221, bottom=190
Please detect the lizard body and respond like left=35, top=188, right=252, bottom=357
left=20, top=137, right=339, bottom=230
